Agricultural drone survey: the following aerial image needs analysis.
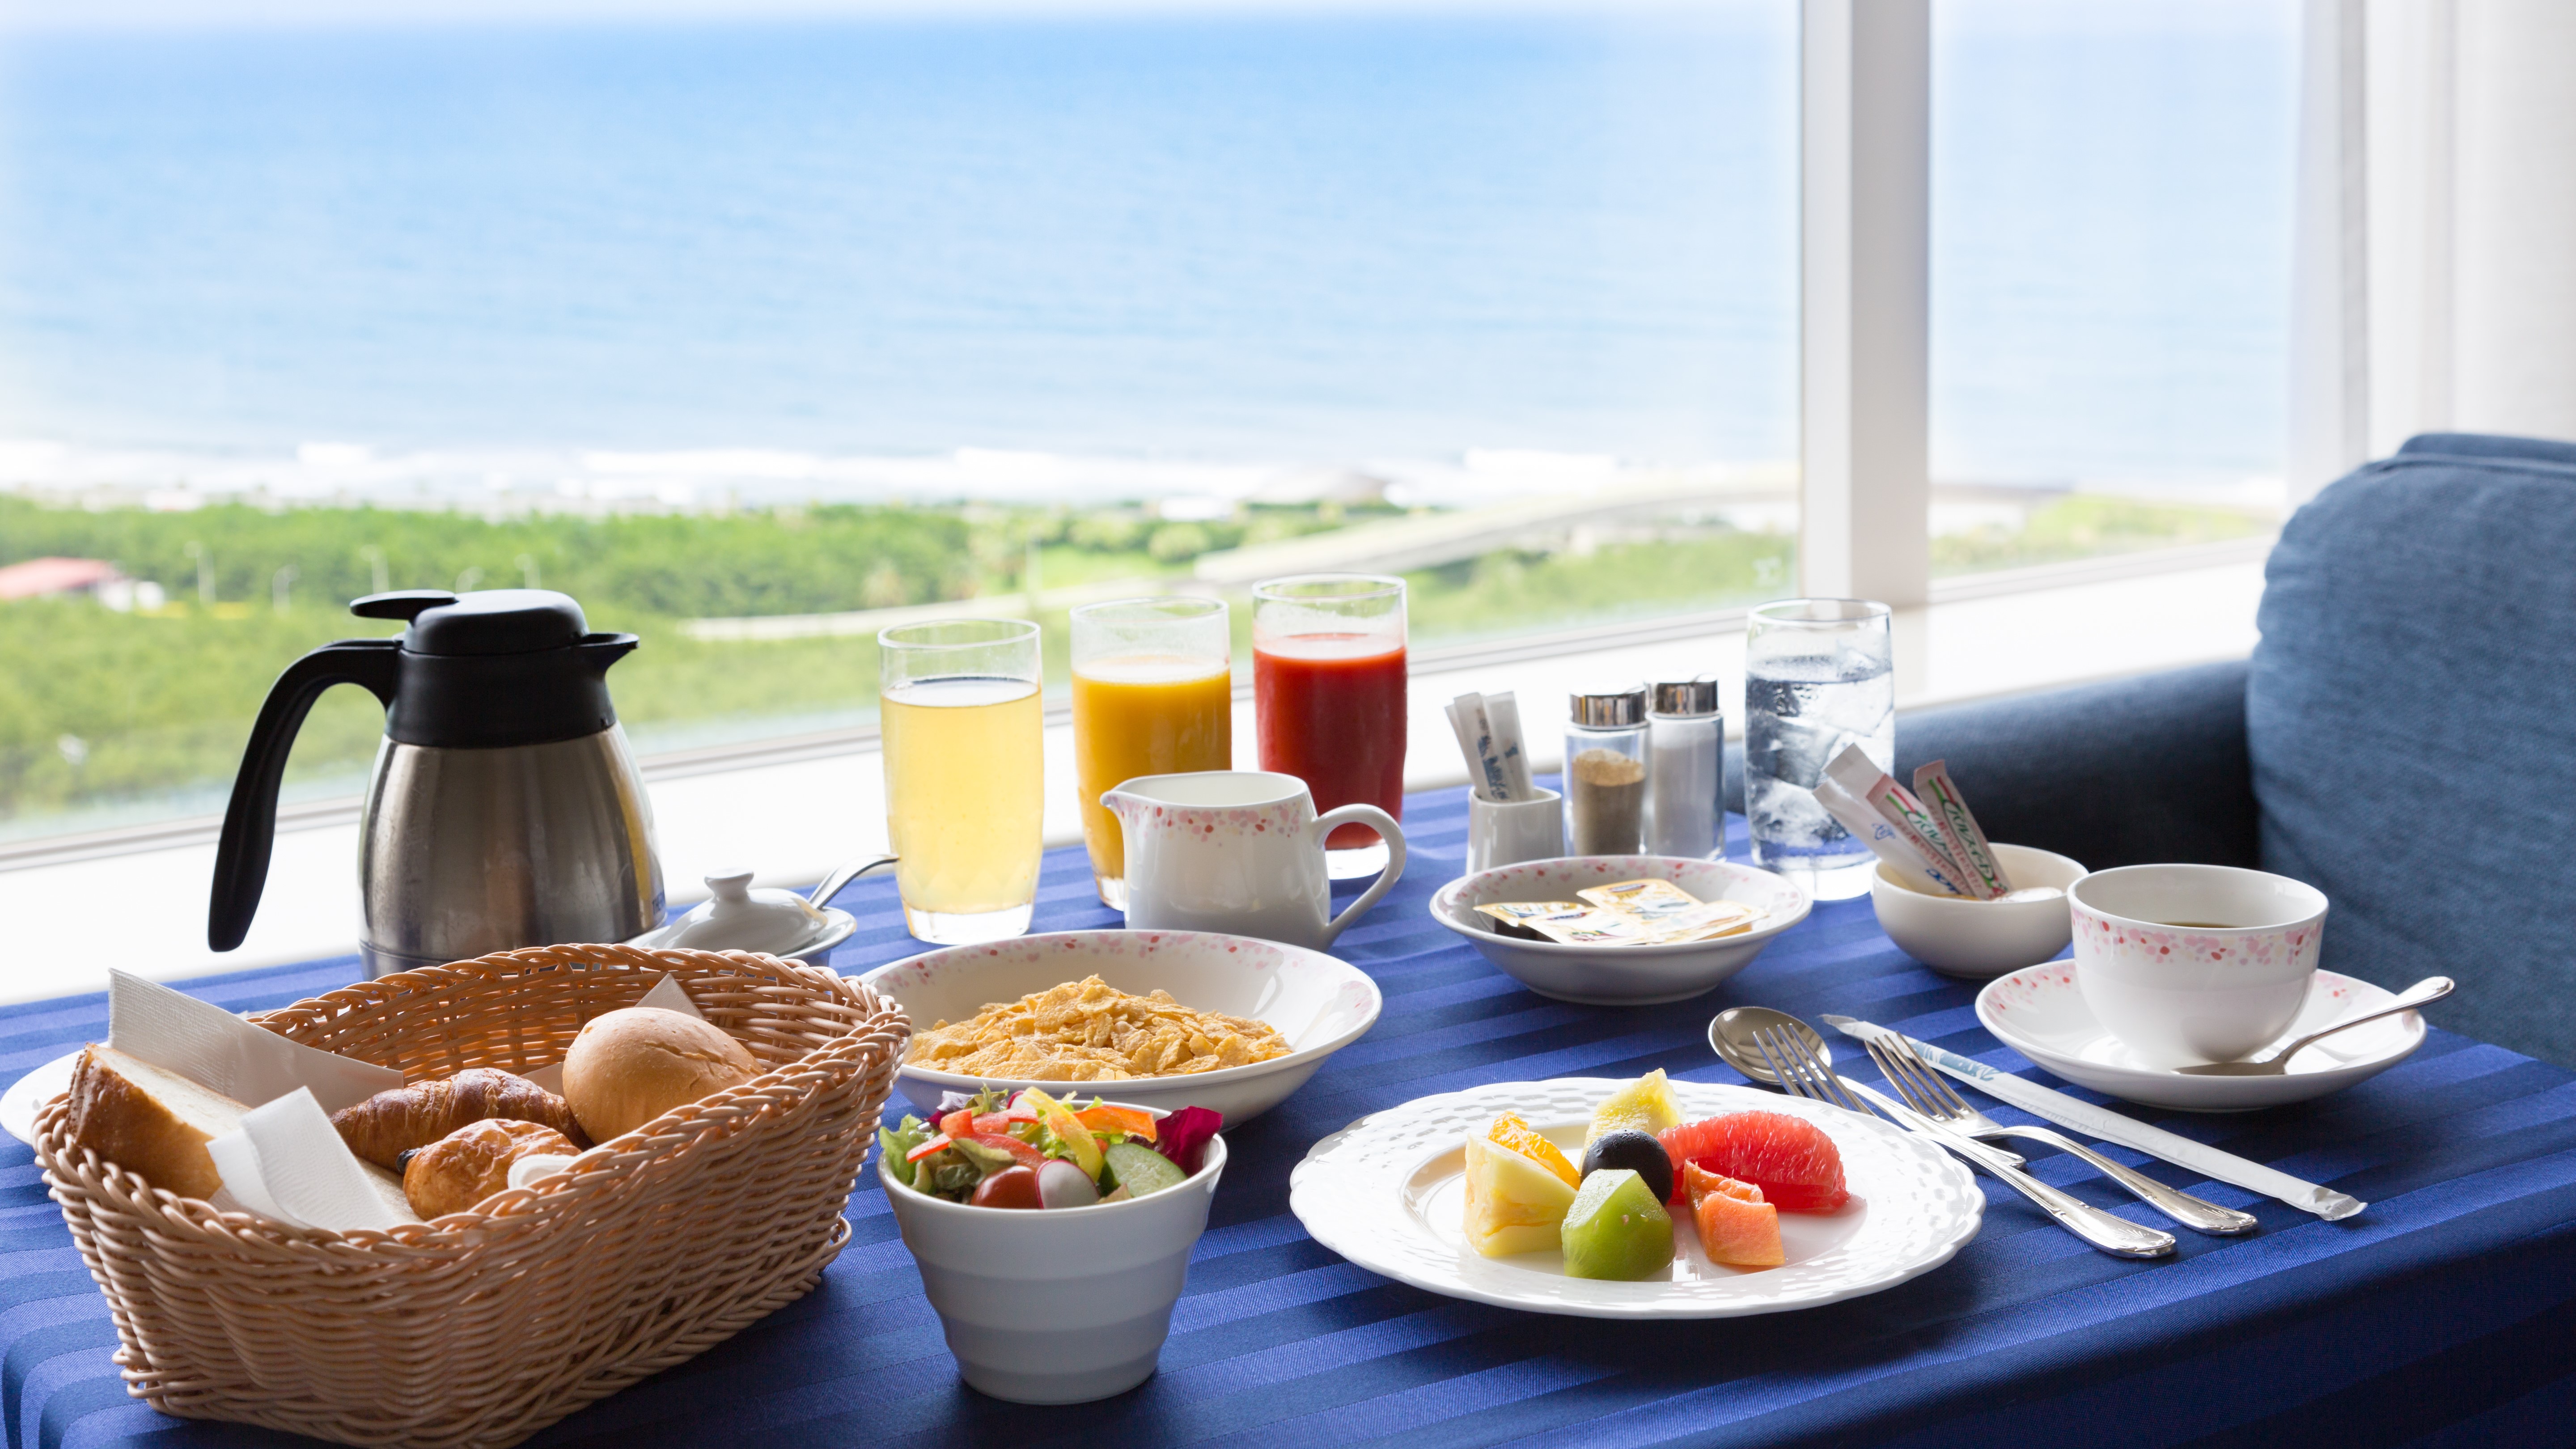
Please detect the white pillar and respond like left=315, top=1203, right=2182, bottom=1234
left=2290, top=0, right=2371, bottom=504
left=1800, top=0, right=1930, bottom=609
left=2364, top=0, right=2454, bottom=456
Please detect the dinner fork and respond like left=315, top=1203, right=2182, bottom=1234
left=1753, top=1025, right=2176, bottom=1259
left=1860, top=1035, right=2258, bottom=1235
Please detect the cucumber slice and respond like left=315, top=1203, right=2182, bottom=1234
left=1100, top=1141, right=1187, bottom=1199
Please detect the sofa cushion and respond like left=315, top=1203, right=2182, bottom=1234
left=2250, top=433, right=2576, bottom=1064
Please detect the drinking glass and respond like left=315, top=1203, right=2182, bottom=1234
left=1071, top=595, right=1234, bottom=909
left=1252, top=574, right=1406, bottom=879
left=878, top=618, right=1044, bottom=944
left=1744, top=598, right=1894, bottom=901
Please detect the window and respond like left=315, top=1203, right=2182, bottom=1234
left=1927, top=0, right=2297, bottom=578
left=0, top=3, right=1798, bottom=846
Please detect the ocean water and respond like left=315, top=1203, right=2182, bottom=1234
left=0, top=1, right=2295, bottom=496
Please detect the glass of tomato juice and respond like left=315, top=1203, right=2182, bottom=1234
left=1070, top=595, right=1235, bottom=909
left=1252, top=573, right=1407, bottom=880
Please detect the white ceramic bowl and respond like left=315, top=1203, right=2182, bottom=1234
left=1870, top=843, right=2087, bottom=979
left=1428, top=856, right=1811, bottom=1005
left=856, top=930, right=1382, bottom=1124
left=881, top=1109, right=1226, bottom=1403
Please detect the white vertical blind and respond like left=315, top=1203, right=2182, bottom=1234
left=2358, top=0, right=2576, bottom=459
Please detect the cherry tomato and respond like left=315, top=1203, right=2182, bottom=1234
left=969, top=1165, right=1042, bottom=1209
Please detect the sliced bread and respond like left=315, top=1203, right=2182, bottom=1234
left=65, top=1044, right=249, bottom=1200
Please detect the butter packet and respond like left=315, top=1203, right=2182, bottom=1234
left=1644, top=900, right=1763, bottom=943
left=1474, top=901, right=1585, bottom=941
left=1577, top=878, right=1706, bottom=923
left=1521, top=907, right=1658, bottom=947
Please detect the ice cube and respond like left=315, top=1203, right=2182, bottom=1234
left=1746, top=712, right=1850, bottom=791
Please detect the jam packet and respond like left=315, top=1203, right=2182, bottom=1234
left=1577, top=878, right=1706, bottom=922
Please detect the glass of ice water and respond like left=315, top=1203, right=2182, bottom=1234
left=1744, top=599, right=1894, bottom=901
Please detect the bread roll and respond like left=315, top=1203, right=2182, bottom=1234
left=329, top=1068, right=587, bottom=1169
left=402, top=1118, right=579, bottom=1218
left=64, top=1044, right=247, bottom=1199
left=560, top=1008, right=760, bottom=1142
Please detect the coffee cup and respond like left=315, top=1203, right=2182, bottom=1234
left=2067, top=864, right=2329, bottom=1065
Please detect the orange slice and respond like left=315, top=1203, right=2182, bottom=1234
left=1486, top=1111, right=1580, bottom=1189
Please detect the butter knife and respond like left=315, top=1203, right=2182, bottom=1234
left=1823, top=1015, right=2366, bottom=1221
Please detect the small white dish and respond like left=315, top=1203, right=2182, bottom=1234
left=1977, top=961, right=2424, bottom=1111
left=1, top=1050, right=79, bottom=1147
left=1429, top=856, right=1811, bottom=1005
left=856, top=929, right=1382, bottom=1125
left=1870, top=843, right=2085, bottom=980
left=881, top=1104, right=1225, bottom=1403
left=1289, top=1076, right=1980, bottom=1318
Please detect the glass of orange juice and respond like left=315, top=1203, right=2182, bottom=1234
left=1070, top=596, right=1234, bottom=908
left=879, top=618, right=1044, bottom=944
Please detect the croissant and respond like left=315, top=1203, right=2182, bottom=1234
left=403, top=1118, right=579, bottom=1218
left=330, top=1067, right=589, bottom=1169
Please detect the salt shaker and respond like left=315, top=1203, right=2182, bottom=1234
left=1645, top=678, right=1723, bottom=859
left=1564, top=686, right=1648, bottom=855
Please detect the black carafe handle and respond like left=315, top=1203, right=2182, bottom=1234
left=208, top=640, right=404, bottom=951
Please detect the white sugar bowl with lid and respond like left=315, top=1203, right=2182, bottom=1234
left=626, top=859, right=885, bottom=966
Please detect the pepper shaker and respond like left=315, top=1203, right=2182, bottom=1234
left=1645, top=678, right=1723, bottom=859
left=1564, top=686, right=1648, bottom=855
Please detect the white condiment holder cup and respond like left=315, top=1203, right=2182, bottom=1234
left=1466, top=787, right=1565, bottom=873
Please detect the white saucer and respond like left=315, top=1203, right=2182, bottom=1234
left=1976, top=963, right=2426, bottom=1111
left=1289, top=1077, right=1981, bottom=1319
left=1, top=1050, right=80, bottom=1147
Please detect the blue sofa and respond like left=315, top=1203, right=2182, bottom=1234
left=1729, top=432, right=2576, bottom=1066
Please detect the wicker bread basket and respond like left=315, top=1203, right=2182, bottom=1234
left=34, top=943, right=909, bottom=1449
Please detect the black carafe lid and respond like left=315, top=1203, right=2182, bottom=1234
left=352, top=589, right=639, bottom=748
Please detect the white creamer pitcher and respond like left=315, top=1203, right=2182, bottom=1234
left=1102, top=771, right=1406, bottom=952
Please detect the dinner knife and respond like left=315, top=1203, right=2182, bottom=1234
left=1822, top=1015, right=2366, bottom=1221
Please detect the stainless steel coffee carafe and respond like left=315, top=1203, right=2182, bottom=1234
left=209, top=589, right=665, bottom=976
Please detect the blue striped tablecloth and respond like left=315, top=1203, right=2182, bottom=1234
left=5, top=786, right=2574, bottom=1447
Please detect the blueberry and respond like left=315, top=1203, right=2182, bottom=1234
left=1580, top=1128, right=1673, bottom=1203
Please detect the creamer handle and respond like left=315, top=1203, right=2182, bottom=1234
left=1312, top=805, right=1407, bottom=947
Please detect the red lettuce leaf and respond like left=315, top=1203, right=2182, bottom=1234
left=1154, top=1106, right=1223, bottom=1174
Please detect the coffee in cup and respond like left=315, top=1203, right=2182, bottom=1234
left=2066, top=864, right=2328, bottom=1066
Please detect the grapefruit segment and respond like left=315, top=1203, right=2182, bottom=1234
left=1684, top=1162, right=1784, bottom=1269
left=1658, top=1110, right=1849, bottom=1213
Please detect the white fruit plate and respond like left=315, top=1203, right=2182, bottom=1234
left=1289, top=1077, right=1982, bottom=1319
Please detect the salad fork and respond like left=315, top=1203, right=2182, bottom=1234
left=1860, top=1035, right=2258, bottom=1235
left=1748, top=1023, right=2175, bottom=1259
